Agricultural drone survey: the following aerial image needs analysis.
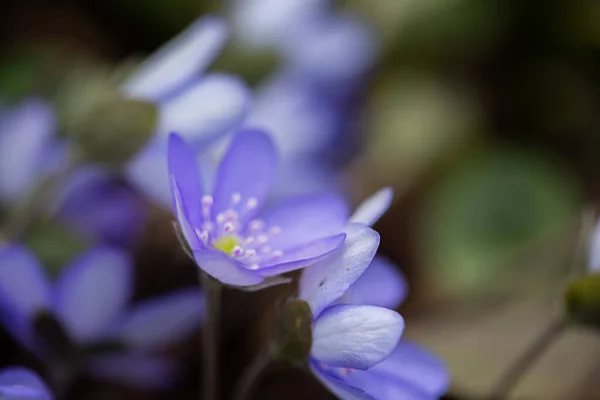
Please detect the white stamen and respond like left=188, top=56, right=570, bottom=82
left=272, top=250, right=283, bottom=258
left=244, top=249, right=256, bottom=257
left=246, top=197, right=258, bottom=209
left=201, top=195, right=213, bottom=207
left=248, top=263, right=260, bottom=270
left=261, top=246, right=271, bottom=254
left=249, top=219, right=264, bottom=231
left=232, top=245, right=243, bottom=257
left=224, top=210, right=238, bottom=221
left=223, top=222, right=235, bottom=232
left=216, top=213, right=225, bottom=224
left=257, top=234, right=269, bottom=244
left=231, top=192, right=241, bottom=204
left=198, top=230, right=209, bottom=243
left=269, top=226, right=282, bottom=235
left=245, top=237, right=255, bottom=245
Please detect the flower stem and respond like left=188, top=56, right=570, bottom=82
left=200, top=271, right=221, bottom=400
left=232, top=343, right=272, bottom=400
left=487, top=316, right=568, bottom=400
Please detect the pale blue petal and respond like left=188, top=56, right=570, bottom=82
left=258, top=193, right=349, bottom=251
left=349, top=187, right=393, bottom=227
left=156, top=74, right=251, bottom=146
left=122, top=17, right=227, bottom=101
left=343, top=369, right=432, bottom=400
left=310, top=361, right=374, bottom=400
left=88, top=353, right=178, bottom=389
left=284, top=13, right=378, bottom=82
left=193, top=249, right=264, bottom=287
left=248, top=73, right=338, bottom=157
left=0, top=244, right=50, bottom=334
left=231, top=0, right=326, bottom=49
left=0, top=367, right=52, bottom=400
left=0, top=98, right=55, bottom=204
left=53, top=247, right=132, bottom=343
left=343, top=256, right=407, bottom=309
left=589, top=220, right=600, bottom=272
left=312, top=304, right=404, bottom=370
left=299, top=224, right=379, bottom=318
left=125, top=140, right=172, bottom=208
left=212, top=129, right=277, bottom=222
left=114, top=289, right=204, bottom=350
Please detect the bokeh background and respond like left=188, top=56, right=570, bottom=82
left=1, top=0, right=600, bottom=399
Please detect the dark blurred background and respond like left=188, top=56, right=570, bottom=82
left=1, top=0, right=600, bottom=399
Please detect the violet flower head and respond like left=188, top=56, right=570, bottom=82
left=337, top=258, right=450, bottom=399
left=588, top=220, right=600, bottom=273
left=168, top=130, right=350, bottom=287
left=124, top=16, right=252, bottom=208
left=0, top=244, right=204, bottom=388
left=0, top=367, right=52, bottom=400
left=298, top=224, right=406, bottom=400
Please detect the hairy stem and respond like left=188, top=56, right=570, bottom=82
left=232, top=343, right=272, bottom=400
left=487, top=317, right=568, bottom=400
left=200, top=272, right=221, bottom=400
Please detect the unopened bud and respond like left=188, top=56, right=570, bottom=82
left=565, top=273, right=600, bottom=330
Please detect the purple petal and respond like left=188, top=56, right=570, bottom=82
left=342, top=255, right=407, bottom=309
left=156, top=74, right=251, bottom=146
left=0, top=244, right=50, bottom=328
left=122, top=17, right=227, bottom=101
left=312, top=304, right=404, bottom=370
left=299, top=224, right=379, bottom=318
left=368, top=341, right=450, bottom=397
left=193, top=249, right=264, bottom=287
left=258, top=233, right=346, bottom=277
left=0, top=98, right=55, bottom=204
left=349, top=187, right=393, bottom=227
left=310, top=360, right=374, bottom=400
left=88, top=353, right=178, bottom=389
left=57, top=167, right=146, bottom=246
left=53, top=247, right=132, bottom=343
left=0, top=367, right=52, bottom=400
left=212, top=129, right=278, bottom=222
left=113, top=289, right=204, bottom=350
left=343, top=368, right=433, bottom=400
left=168, top=134, right=204, bottom=225
left=258, top=193, right=349, bottom=251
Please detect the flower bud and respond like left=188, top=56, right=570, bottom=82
left=564, top=273, right=600, bottom=330
left=272, top=300, right=313, bottom=364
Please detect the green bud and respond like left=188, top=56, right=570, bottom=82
left=272, top=300, right=313, bottom=364
left=70, top=96, right=158, bottom=167
left=25, top=221, right=90, bottom=278
left=565, top=273, right=600, bottom=329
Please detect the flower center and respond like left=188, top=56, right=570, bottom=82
left=195, top=192, right=285, bottom=269
left=212, top=235, right=241, bottom=255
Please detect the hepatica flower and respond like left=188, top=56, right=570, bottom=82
left=0, top=244, right=204, bottom=388
left=0, top=367, right=52, bottom=400
left=299, top=225, right=406, bottom=400
left=168, top=130, right=351, bottom=287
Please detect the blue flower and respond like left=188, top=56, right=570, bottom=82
left=0, top=244, right=204, bottom=388
left=0, top=367, right=52, bottom=400
left=168, top=130, right=351, bottom=287
left=298, top=188, right=449, bottom=399
left=124, top=17, right=252, bottom=207
left=0, top=99, right=145, bottom=246
left=299, top=224, right=406, bottom=400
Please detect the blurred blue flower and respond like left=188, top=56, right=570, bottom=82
left=588, top=220, right=600, bottom=273
left=0, top=244, right=204, bottom=388
left=231, top=0, right=378, bottom=85
left=299, top=188, right=449, bottom=399
left=0, top=98, right=145, bottom=246
left=124, top=17, right=252, bottom=207
left=168, top=131, right=350, bottom=287
left=0, top=367, right=52, bottom=400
